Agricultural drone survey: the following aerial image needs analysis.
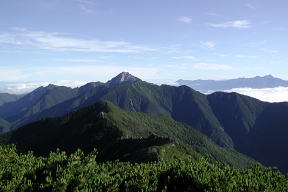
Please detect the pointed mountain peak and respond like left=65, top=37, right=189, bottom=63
left=46, top=84, right=57, bottom=89
left=106, top=72, right=141, bottom=87
left=263, top=74, right=274, bottom=78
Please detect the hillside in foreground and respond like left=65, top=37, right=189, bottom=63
left=0, top=145, right=287, bottom=192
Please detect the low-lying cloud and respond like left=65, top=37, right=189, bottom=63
left=0, top=81, right=88, bottom=94
left=223, top=87, right=288, bottom=103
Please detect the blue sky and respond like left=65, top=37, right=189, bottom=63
left=0, top=0, right=288, bottom=85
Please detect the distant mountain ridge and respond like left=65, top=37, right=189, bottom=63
left=177, top=75, right=288, bottom=92
left=0, top=93, right=22, bottom=106
left=0, top=72, right=140, bottom=130
left=1, top=72, right=288, bottom=172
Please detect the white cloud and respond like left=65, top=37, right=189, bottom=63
left=193, top=63, right=234, bottom=70
left=75, top=0, right=96, bottom=14
left=179, top=16, right=192, bottom=23
left=223, top=87, right=288, bottom=103
left=0, top=28, right=156, bottom=53
left=200, top=41, right=216, bottom=49
left=74, top=0, right=112, bottom=15
left=245, top=3, right=254, bottom=9
left=205, top=13, right=219, bottom=16
left=214, top=53, right=229, bottom=57
left=261, top=48, right=278, bottom=54
left=235, top=55, right=258, bottom=59
left=57, top=58, right=102, bottom=63
left=0, top=81, right=89, bottom=94
left=247, top=40, right=267, bottom=47
left=172, top=56, right=198, bottom=60
left=0, top=67, right=28, bottom=81
left=209, top=20, right=251, bottom=28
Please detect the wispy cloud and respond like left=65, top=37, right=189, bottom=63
left=57, top=58, right=102, bottom=63
left=74, top=0, right=112, bottom=15
left=205, top=12, right=219, bottom=16
left=209, top=20, right=251, bottom=29
left=200, top=41, right=216, bottom=49
left=0, top=67, right=28, bottom=81
left=75, top=0, right=95, bottom=14
left=179, top=16, right=192, bottom=23
left=261, top=48, right=279, bottom=54
left=247, top=40, right=267, bottom=47
left=245, top=3, right=255, bottom=9
left=235, top=55, right=258, bottom=59
left=172, top=56, right=198, bottom=60
left=193, top=63, right=234, bottom=70
left=0, top=28, right=156, bottom=53
left=214, top=53, right=229, bottom=57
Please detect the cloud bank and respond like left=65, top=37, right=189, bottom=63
left=222, top=87, right=288, bottom=103
left=0, top=81, right=88, bottom=94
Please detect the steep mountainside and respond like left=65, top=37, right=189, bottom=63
left=0, top=85, right=78, bottom=130
left=0, top=118, right=10, bottom=133
left=0, top=101, right=257, bottom=168
left=208, top=92, right=288, bottom=172
left=177, top=75, right=288, bottom=92
left=101, top=82, right=233, bottom=148
left=25, top=81, right=233, bottom=148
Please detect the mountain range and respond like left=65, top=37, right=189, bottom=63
left=0, top=100, right=256, bottom=168
left=0, top=72, right=288, bottom=172
left=177, top=75, right=288, bottom=93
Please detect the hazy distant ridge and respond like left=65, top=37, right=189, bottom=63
left=177, top=75, right=288, bottom=92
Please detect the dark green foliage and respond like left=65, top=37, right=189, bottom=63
left=101, top=82, right=234, bottom=148
left=0, top=101, right=256, bottom=168
left=0, top=146, right=287, bottom=192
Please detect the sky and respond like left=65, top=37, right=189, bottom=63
left=1, top=0, right=288, bottom=92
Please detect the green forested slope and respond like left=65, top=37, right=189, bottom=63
left=0, top=101, right=256, bottom=168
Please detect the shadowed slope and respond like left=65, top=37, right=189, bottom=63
left=0, top=101, right=256, bottom=168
